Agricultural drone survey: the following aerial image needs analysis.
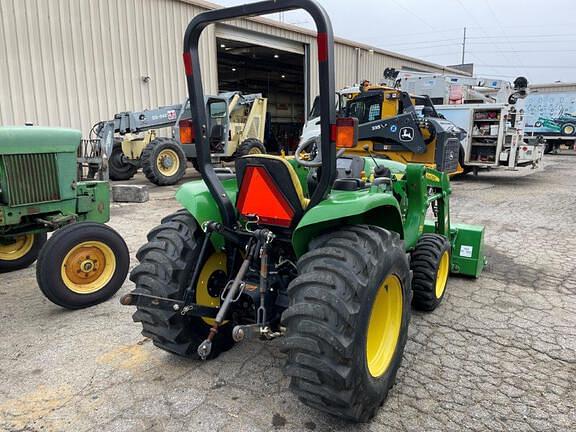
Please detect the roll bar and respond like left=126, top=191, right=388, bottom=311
left=183, top=0, right=336, bottom=229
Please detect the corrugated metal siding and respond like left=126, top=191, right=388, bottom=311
left=0, top=0, right=217, bottom=135
left=1, top=0, right=456, bottom=135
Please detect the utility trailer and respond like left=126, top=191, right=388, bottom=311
left=399, top=72, right=544, bottom=173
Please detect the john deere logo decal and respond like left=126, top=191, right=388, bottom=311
left=400, top=127, right=414, bottom=141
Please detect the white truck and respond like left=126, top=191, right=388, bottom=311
left=399, top=72, right=544, bottom=173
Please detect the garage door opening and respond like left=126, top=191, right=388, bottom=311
left=217, top=38, right=305, bottom=154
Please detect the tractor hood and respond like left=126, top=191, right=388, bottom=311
left=0, top=127, right=81, bottom=155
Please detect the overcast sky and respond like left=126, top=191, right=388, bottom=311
left=215, top=0, right=576, bottom=84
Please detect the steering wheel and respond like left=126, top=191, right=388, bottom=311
left=295, top=136, right=322, bottom=167
left=295, top=137, right=346, bottom=167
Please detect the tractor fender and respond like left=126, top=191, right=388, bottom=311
left=292, top=190, right=404, bottom=257
left=175, top=179, right=238, bottom=250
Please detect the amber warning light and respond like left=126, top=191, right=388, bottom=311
left=179, top=119, right=195, bottom=144
left=332, top=117, right=358, bottom=148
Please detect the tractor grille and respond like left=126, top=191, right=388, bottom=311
left=2, top=153, right=61, bottom=206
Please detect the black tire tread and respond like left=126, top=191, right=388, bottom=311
left=109, top=140, right=137, bottom=181
left=36, top=223, right=129, bottom=309
left=282, top=225, right=411, bottom=422
left=141, top=137, right=187, bottom=186
left=233, top=138, right=266, bottom=158
left=129, top=210, right=233, bottom=358
left=0, top=232, right=47, bottom=273
left=410, top=233, right=451, bottom=311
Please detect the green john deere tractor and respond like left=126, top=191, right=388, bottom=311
left=121, top=0, right=485, bottom=422
left=0, top=126, right=129, bottom=309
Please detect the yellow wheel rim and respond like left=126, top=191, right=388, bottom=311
left=248, top=146, right=263, bottom=155
left=156, top=149, right=180, bottom=177
left=564, top=125, right=575, bottom=135
left=195, top=252, right=227, bottom=325
left=61, top=241, right=116, bottom=294
left=0, top=235, right=34, bottom=261
left=435, top=251, right=450, bottom=299
left=366, top=274, right=403, bottom=378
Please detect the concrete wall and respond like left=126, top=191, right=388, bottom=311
left=0, top=0, right=463, bottom=135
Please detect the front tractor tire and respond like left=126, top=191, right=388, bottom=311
left=109, top=139, right=138, bottom=181
left=141, top=137, right=187, bottom=186
left=282, top=226, right=411, bottom=422
left=0, top=233, right=47, bottom=273
left=129, top=210, right=234, bottom=359
left=36, top=223, right=130, bottom=309
left=234, top=138, right=266, bottom=157
left=410, top=234, right=451, bottom=311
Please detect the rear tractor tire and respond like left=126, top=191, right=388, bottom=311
left=109, top=138, right=138, bottom=181
left=36, top=222, right=130, bottom=309
left=234, top=138, right=266, bottom=158
left=0, top=233, right=47, bottom=273
left=410, top=234, right=451, bottom=311
left=129, top=209, right=234, bottom=359
left=141, top=137, right=187, bottom=186
left=282, top=225, right=411, bottom=422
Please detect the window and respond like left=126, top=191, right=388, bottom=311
left=346, top=94, right=383, bottom=124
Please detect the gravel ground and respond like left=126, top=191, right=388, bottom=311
left=1, top=152, right=575, bottom=432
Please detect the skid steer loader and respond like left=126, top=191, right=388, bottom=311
left=299, top=84, right=466, bottom=174
left=121, top=0, right=485, bottom=422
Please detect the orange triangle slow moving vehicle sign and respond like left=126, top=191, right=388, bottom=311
left=236, top=165, right=294, bottom=228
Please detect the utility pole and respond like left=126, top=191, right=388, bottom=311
left=461, top=27, right=467, bottom=64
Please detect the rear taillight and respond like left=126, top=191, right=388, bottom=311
left=332, top=117, right=358, bottom=148
left=179, top=119, right=195, bottom=144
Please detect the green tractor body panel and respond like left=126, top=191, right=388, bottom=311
left=173, top=156, right=483, bottom=277
left=424, top=220, right=485, bottom=278
left=176, top=178, right=239, bottom=250
left=0, top=127, right=110, bottom=237
left=0, top=127, right=81, bottom=154
left=292, top=189, right=403, bottom=257
left=76, top=181, right=110, bottom=224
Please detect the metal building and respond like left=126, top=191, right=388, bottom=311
left=0, top=0, right=465, bottom=140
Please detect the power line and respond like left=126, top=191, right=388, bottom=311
left=376, top=34, right=576, bottom=49
left=467, top=39, right=576, bottom=45
left=475, top=64, right=576, bottom=69
left=380, top=38, right=462, bottom=47
left=454, top=0, right=522, bottom=75
left=484, top=0, right=526, bottom=70
left=388, top=0, right=437, bottom=30
left=466, top=33, right=576, bottom=40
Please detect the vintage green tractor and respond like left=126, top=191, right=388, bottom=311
left=0, top=126, right=129, bottom=309
left=121, top=0, right=485, bottom=422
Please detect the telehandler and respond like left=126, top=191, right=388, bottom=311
left=97, top=92, right=267, bottom=185
left=121, top=0, right=484, bottom=422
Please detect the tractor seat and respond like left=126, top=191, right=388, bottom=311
left=235, top=155, right=309, bottom=228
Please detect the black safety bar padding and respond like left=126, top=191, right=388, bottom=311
left=183, top=0, right=336, bottom=228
